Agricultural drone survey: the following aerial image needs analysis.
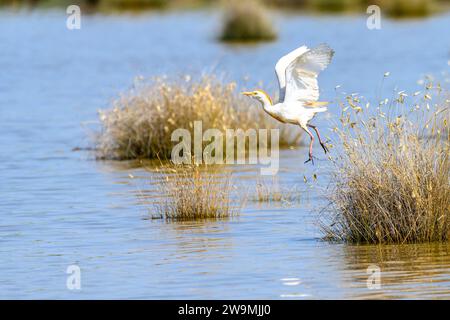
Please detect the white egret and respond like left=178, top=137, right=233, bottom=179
left=242, top=43, right=334, bottom=164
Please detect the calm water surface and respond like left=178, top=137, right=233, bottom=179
left=0, top=9, right=449, bottom=299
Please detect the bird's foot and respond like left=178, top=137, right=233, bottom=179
left=304, top=155, right=317, bottom=165
left=320, top=142, right=329, bottom=154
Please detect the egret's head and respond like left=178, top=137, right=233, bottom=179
left=241, top=90, right=272, bottom=106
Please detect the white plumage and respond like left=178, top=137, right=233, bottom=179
left=242, top=43, right=334, bottom=164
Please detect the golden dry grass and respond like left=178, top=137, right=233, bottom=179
left=152, top=163, right=239, bottom=220
left=95, top=75, right=300, bottom=160
left=323, top=81, right=450, bottom=244
left=220, top=0, right=277, bottom=42
left=255, top=176, right=301, bottom=205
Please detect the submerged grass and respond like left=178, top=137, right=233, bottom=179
left=152, top=162, right=239, bottom=221
left=323, top=80, right=450, bottom=244
left=220, top=0, right=277, bottom=42
left=95, top=75, right=300, bottom=160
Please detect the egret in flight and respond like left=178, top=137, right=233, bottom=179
left=242, top=44, right=334, bottom=164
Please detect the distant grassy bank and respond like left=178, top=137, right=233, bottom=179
left=220, top=0, right=277, bottom=42
left=2, top=0, right=448, bottom=18
left=0, top=0, right=212, bottom=11
left=269, top=0, right=444, bottom=17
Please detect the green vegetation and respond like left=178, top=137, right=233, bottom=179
left=323, top=83, right=450, bottom=244
left=0, top=0, right=443, bottom=18
left=266, top=0, right=439, bottom=17
left=379, top=0, right=434, bottom=18
left=95, top=75, right=300, bottom=160
left=0, top=0, right=95, bottom=8
left=309, top=0, right=356, bottom=13
left=101, top=0, right=169, bottom=10
left=0, top=0, right=208, bottom=10
left=219, top=0, right=277, bottom=42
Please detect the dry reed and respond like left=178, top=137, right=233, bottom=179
left=323, top=80, right=450, bottom=244
left=95, top=75, right=300, bottom=160
left=152, top=162, right=239, bottom=220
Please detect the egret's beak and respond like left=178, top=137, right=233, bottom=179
left=241, top=91, right=253, bottom=96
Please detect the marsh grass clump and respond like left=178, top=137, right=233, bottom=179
left=152, top=163, right=239, bottom=221
left=96, top=75, right=300, bottom=160
left=255, top=176, right=301, bottom=205
left=323, top=82, right=450, bottom=244
left=378, top=0, right=435, bottom=18
left=220, top=0, right=277, bottom=42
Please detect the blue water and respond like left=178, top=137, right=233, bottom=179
left=0, top=8, right=449, bottom=299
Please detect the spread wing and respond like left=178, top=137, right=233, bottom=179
left=275, top=45, right=308, bottom=103
left=283, top=44, right=334, bottom=103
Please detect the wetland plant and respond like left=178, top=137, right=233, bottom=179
left=265, top=0, right=437, bottom=17
left=220, top=0, right=277, bottom=42
left=378, top=0, right=435, bottom=18
left=255, top=176, right=301, bottom=205
left=95, top=75, right=300, bottom=160
left=101, top=0, right=169, bottom=10
left=323, top=82, right=450, bottom=244
left=152, top=163, right=239, bottom=220
left=0, top=0, right=439, bottom=17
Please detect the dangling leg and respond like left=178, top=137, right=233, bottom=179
left=307, top=124, right=329, bottom=154
left=300, top=124, right=315, bottom=165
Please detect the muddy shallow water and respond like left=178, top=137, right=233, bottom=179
left=0, top=9, right=449, bottom=299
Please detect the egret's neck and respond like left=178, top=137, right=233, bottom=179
left=258, top=91, right=273, bottom=110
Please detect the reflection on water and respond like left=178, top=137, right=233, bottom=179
left=341, top=243, right=450, bottom=299
left=0, top=9, right=449, bottom=299
left=158, top=220, right=234, bottom=257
